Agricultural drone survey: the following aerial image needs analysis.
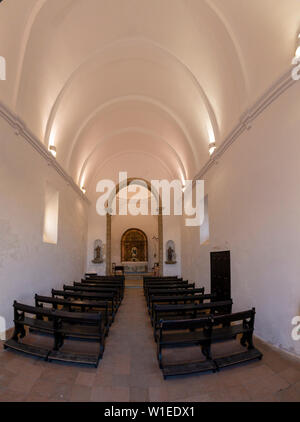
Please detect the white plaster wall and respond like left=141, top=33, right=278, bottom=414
left=181, top=82, right=300, bottom=357
left=0, top=118, right=88, bottom=331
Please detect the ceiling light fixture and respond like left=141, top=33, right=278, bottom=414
left=48, top=145, right=57, bottom=158
left=209, top=142, right=216, bottom=156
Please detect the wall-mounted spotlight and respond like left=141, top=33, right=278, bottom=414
left=49, top=145, right=57, bottom=158
left=295, top=33, right=300, bottom=58
left=209, top=142, right=216, bottom=156
left=81, top=186, right=86, bottom=194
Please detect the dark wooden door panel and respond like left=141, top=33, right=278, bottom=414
left=210, top=251, right=231, bottom=301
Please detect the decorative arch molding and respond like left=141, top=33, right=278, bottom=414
left=106, top=177, right=163, bottom=276
left=42, top=37, right=219, bottom=150
left=12, top=0, right=48, bottom=109
left=77, top=127, right=188, bottom=188
left=66, top=95, right=198, bottom=173
left=13, top=0, right=247, bottom=133
left=203, top=0, right=250, bottom=98
left=87, top=149, right=175, bottom=192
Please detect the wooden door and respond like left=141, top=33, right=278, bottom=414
left=210, top=251, right=231, bottom=300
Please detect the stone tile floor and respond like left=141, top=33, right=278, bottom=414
left=0, top=284, right=299, bottom=402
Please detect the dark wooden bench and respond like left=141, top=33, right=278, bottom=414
left=85, top=275, right=125, bottom=282
left=156, top=316, right=216, bottom=377
left=35, top=294, right=110, bottom=331
left=83, top=276, right=125, bottom=284
left=210, top=309, right=263, bottom=369
left=143, top=277, right=182, bottom=288
left=79, top=280, right=125, bottom=299
left=152, top=300, right=233, bottom=337
left=149, top=293, right=215, bottom=318
left=146, top=286, right=203, bottom=309
left=52, top=289, right=117, bottom=321
left=4, top=301, right=105, bottom=367
left=63, top=284, right=121, bottom=308
left=144, top=281, right=189, bottom=297
left=144, top=276, right=179, bottom=284
left=156, top=308, right=262, bottom=378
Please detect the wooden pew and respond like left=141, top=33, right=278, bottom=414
left=152, top=299, right=233, bottom=338
left=144, top=283, right=192, bottom=299
left=143, top=277, right=181, bottom=288
left=156, top=316, right=216, bottom=377
left=52, top=289, right=117, bottom=321
left=156, top=308, right=263, bottom=378
left=144, top=281, right=189, bottom=297
left=63, top=284, right=122, bottom=308
left=79, top=280, right=125, bottom=299
left=149, top=292, right=215, bottom=319
left=146, top=286, right=201, bottom=309
left=85, top=273, right=98, bottom=278
left=76, top=280, right=124, bottom=299
left=210, top=309, right=263, bottom=369
left=85, top=275, right=125, bottom=282
left=4, top=301, right=105, bottom=367
left=35, top=294, right=111, bottom=331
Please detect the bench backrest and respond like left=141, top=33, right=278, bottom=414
left=212, top=308, right=255, bottom=327
left=150, top=293, right=214, bottom=303
left=148, top=287, right=204, bottom=296
left=14, top=301, right=102, bottom=326
left=160, top=316, right=212, bottom=331
left=144, top=276, right=179, bottom=281
left=86, top=275, right=124, bottom=281
left=144, top=277, right=182, bottom=284
left=35, top=294, right=108, bottom=309
left=63, top=285, right=118, bottom=294
left=54, top=309, right=101, bottom=325
left=52, top=289, right=114, bottom=300
left=145, top=282, right=189, bottom=289
left=154, top=299, right=233, bottom=313
left=78, top=281, right=123, bottom=288
left=83, top=277, right=124, bottom=284
left=13, top=300, right=53, bottom=319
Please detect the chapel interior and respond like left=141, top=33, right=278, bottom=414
left=0, top=0, right=300, bottom=403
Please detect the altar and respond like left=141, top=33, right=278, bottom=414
left=122, top=261, right=148, bottom=274
left=120, top=228, right=149, bottom=273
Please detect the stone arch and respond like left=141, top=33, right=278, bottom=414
left=106, top=177, right=163, bottom=275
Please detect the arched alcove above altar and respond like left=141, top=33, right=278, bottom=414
left=121, top=228, right=148, bottom=273
left=121, top=228, right=148, bottom=262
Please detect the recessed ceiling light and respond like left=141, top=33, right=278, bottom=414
left=49, top=145, right=57, bottom=158
left=209, top=142, right=216, bottom=156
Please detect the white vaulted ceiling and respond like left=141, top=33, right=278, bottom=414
left=0, top=0, right=299, bottom=189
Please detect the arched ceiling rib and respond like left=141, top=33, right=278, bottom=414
left=0, top=0, right=300, bottom=188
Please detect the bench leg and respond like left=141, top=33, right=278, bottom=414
left=12, top=323, right=26, bottom=341
left=54, top=333, right=64, bottom=351
left=240, top=333, right=247, bottom=347
left=157, top=342, right=163, bottom=369
left=201, top=343, right=212, bottom=360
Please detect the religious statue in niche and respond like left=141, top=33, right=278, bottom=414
left=92, top=239, right=103, bottom=264
left=131, top=246, right=138, bottom=262
left=121, top=228, right=148, bottom=262
left=165, top=240, right=177, bottom=264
